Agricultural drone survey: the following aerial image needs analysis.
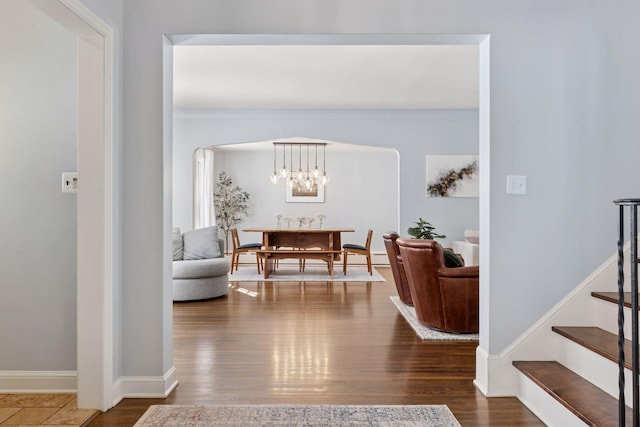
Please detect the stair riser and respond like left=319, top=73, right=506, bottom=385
left=595, top=298, right=634, bottom=337
left=557, top=337, right=634, bottom=407
left=516, top=372, right=589, bottom=427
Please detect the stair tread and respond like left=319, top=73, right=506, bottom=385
left=552, top=326, right=632, bottom=370
left=513, top=360, right=631, bottom=427
left=591, top=291, right=640, bottom=309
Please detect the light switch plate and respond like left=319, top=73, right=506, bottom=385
left=62, top=172, right=78, bottom=193
left=506, top=175, right=526, bottom=195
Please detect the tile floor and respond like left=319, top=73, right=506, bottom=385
left=0, top=394, right=97, bottom=426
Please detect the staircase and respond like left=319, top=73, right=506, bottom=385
left=511, top=200, right=639, bottom=426
left=512, top=294, right=634, bottom=426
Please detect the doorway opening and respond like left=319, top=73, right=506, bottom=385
left=166, top=33, right=490, bottom=385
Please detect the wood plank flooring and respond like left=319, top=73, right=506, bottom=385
left=88, top=266, right=543, bottom=426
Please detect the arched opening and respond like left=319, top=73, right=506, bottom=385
left=177, top=138, right=399, bottom=257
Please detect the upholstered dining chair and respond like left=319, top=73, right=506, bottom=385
left=343, top=229, right=373, bottom=275
left=382, top=232, right=413, bottom=305
left=230, top=228, right=263, bottom=274
left=396, top=238, right=479, bottom=333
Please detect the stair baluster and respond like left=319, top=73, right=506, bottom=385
left=614, top=198, right=640, bottom=427
left=617, top=203, right=626, bottom=426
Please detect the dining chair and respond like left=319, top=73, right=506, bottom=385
left=343, top=229, right=373, bottom=275
left=230, top=228, right=263, bottom=274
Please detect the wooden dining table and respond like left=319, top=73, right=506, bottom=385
left=242, top=228, right=354, bottom=279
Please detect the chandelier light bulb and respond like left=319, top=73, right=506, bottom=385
left=279, top=144, right=288, bottom=177
left=297, top=144, right=303, bottom=176
left=312, top=144, right=321, bottom=178
left=270, top=143, right=279, bottom=184
left=320, top=144, right=330, bottom=185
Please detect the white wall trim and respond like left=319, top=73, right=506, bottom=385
left=46, top=0, right=113, bottom=36
left=111, top=368, right=178, bottom=407
left=477, top=35, right=491, bottom=334
left=0, top=371, right=77, bottom=393
left=475, top=242, right=629, bottom=396
left=170, top=33, right=489, bottom=47
left=55, top=0, right=115, bottom=412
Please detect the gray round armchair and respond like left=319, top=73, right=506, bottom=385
left=172, top=226, right=230, bottom=301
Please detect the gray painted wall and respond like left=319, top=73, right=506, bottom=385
left=173, top=109, right=479, bottom=253
left=118, top=0, right=640, bottom=373
left=72, top=0, right=640, bottom=380
left=0, top=1, right=77, bottom=370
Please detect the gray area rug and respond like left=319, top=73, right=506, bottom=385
left=230, top=265, right=385, bottom=282
left=391, top=296, right=479, bottom=341
left=134, top=404, right=461, bottom=426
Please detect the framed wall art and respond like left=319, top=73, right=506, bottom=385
left=426, top=155, right=479, bottom=198
left=285, top=183, right=325, bottom=203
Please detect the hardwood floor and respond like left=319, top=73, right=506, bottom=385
left=88, top=266, right=543, bottom=426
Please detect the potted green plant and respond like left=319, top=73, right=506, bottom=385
left=213, top=171, right=250, bottom=254
left=407, top=218, right=464, bottom=267
left=407, top=217, right=446, bottom=240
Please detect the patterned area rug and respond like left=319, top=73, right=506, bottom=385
left=229, top=265, right=385, bottom=282
left=391, top=296, right=479, bottom=341
left=134, top=404, right=461, bottom=426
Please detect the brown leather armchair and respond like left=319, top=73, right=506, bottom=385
left=396, top=238, right=479, bottom=333
left=382, top=232, right=413, bottom=306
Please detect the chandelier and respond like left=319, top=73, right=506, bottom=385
left=269, top=142, right=330, bottom=192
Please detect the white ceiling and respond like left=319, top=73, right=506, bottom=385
left=173, top=45, right=479, bottom=110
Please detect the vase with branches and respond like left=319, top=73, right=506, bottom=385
left=213, top=171, right=250, bottom=254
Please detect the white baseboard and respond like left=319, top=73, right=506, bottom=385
left=474, top=347, right=516, bottom=397
left=0, top=366, right=178, bottom=410
left=111, top=366, right=178, bottom=407
left=0, top=371, right=77, bottom=393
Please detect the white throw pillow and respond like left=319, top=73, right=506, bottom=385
left=464, top=229, right=479, bottom=244
left=183, top=226, right=221, bottom=260
left=172, top=228, right=183, bottom=261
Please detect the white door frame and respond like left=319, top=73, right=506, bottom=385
left=165, top=33, right=491, bottom=391
left=51, top=0, right=114, bottom=411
